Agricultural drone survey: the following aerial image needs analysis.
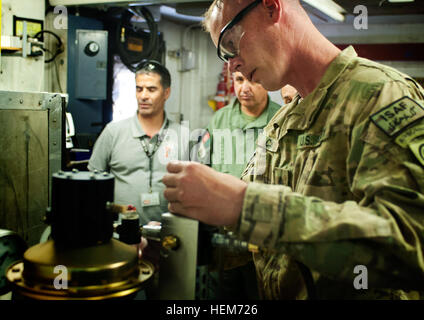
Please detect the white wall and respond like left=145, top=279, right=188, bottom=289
left=316, top=20, right=424, bottom=78
left=160, top=19, right=220, bottom=132
left=0, top=0, right=46, bottom=91
left=43, top=11, right=67, bottom=94
left=1, top=0, right=45, bottom=36
left=317, top=22, right=424, bottom=44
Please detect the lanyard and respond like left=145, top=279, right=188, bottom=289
left=139, top=119, right=169, bottom=193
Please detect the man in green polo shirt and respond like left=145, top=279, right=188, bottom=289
left=199, top=71, right=281, bottom=178
left=196, top=71, right=280, bottom=300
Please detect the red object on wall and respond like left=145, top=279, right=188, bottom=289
left=336, top=44, right=424, bottom=61
left=214, top=63, right=235, bottom=111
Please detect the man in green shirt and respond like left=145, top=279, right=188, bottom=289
left=196, top=71, right=280, bottom=300
left=198, top=71, right=281, bottom=178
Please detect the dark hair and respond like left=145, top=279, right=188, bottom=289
left=135, top=60, right=171, bottom=89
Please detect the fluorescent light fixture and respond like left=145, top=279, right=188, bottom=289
left=302, top=0, right=346, bottom=22
left=388, top=0, right=415, bottom=2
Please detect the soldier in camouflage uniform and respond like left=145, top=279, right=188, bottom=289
left=162, top=0, right=424, bottom=299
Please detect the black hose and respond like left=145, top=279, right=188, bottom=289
left=116, top=7, right=160, bottom=72
left=34, top=30, right=64, bottom=63
left=134, top=6, right=160, bottom=61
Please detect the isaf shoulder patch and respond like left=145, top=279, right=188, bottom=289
left=370, top=96, right=424, bottom=137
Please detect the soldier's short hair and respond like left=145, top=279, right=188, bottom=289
left=202, top=0, right=222, bottom=32
left=202, top=0, right=302, bottom=32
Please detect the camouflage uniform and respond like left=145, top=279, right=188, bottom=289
left=238, top=46, right=424, bottom=299
left=195, top=96, right=280, bottom=299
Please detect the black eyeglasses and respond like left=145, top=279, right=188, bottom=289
left=217, top=0, right=262, bottom=62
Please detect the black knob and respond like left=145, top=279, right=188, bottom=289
left=84, top=41, right=100, bottom=56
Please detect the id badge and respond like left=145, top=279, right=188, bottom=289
left=141, top=192, right=160, bottom=207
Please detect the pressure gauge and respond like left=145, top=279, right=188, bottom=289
left=84, top=41, right=100, bottom=56
left=0, top=230, right=27, bottom=295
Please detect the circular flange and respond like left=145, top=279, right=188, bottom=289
left=6, top=239, right=155, bottom=300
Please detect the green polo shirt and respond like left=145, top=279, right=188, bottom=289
left=206, top=96, right=281, bottom=178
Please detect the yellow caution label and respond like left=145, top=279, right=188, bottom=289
left=15, top=19, right=43, bottom=38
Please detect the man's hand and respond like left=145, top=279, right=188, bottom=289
left=162, top=161, right=248, bottom=226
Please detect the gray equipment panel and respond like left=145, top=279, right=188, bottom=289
left=158, top=213, right=199, bottom=300
left=75, top=30, right=108, bottom=100
left=0, top=91, right=66, bottom=246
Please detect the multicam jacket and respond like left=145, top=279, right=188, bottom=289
left=238, top=46, right=424, bottom=299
